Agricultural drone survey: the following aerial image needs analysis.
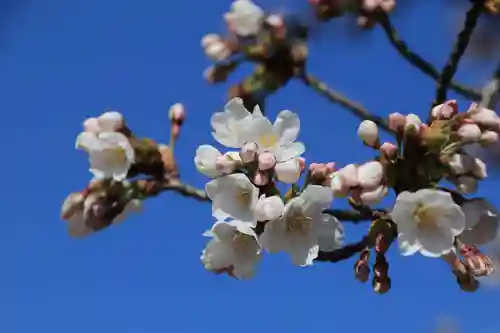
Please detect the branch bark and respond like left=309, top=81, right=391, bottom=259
left=315, top=236, right=369, bottom=263
left=433, top=1, right=485, bottom=107
left=298, top=73, right=393, bottom=134
left=376, top=12, right=481, bottom=102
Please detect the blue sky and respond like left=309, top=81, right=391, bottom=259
left=2, top=1, right=500, bottom=333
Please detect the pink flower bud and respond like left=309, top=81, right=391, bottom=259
left=404, top=114, right=422, bottom=134
left=379, top=142, right=397, bottom=158
left=258, top=151, right=276, bottom=170
left=169, top=103, right=186, bottom=124
left=357, top=120, right=379, bottom=146
left=431, top=100, right=458, bottom=120
left=388, top=112, right=406, bottom=131
left=240, top=142, right=258, bottom=163
left=458, top=124, right=481, bottom=143
left=468, top=103, right=499, bottom=127
left=480, top=130, right=499, bottom=146
left=297, top=157, right=306, bottom=173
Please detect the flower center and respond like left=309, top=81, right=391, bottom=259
left=258, top=134, right=278, bottom=149
left=286, top=211, right=312, bottom=234
left=232, top=232, right=253, bottom=252
left=414, top=203, right=438, bottom=230
left=237, top=187, right=251, bottom=207
left=105, top=147, right=127, bottom=166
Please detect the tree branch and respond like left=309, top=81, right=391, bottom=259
left=138, top=178, right=209, bottom=201
left=479, top=62, right=500, bottom=109
left=323, top=208, right=386, bottom=222
left=434, top=1, right=484, bottom=107
left=298, top=73, right=393, bottom=134
left=377, top=12, right=481, bottom=101
left=315, top=236, right=369, bottom=263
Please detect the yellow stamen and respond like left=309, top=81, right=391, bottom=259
left=414, top=203, right=438, bottom=230
left=259, top=134, right=278, bottom=149
left=232, top=232, right=253, bottom=252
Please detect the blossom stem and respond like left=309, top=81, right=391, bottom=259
left=298, top=73, right=393, bottom=134
left=433, top=1, right=484, bottom=109
left=315, top=236, right=369, bottom=262
left=376, top=12, right=481, bottom=102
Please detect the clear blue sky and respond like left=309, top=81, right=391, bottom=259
left=2, top=1, right=500, bottom=333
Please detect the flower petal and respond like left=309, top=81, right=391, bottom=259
left=273, top=110, right=300, bottom=144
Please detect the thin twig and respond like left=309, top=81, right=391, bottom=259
left=377, top=12, right=481, bottom=102
left=299, top=73, right=394, bottom=134
left=433, top=1, right=485, bottom=107
left=161, top=179, right=209, bottom=201
left=315, top=236, right=369, bottom=262
left=479, top=62, right=500, bottom=109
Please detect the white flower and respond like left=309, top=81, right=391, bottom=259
left=459, top=199, right=499, bottom=246
left=201, top=219, right=262, bottom=279
left=391, top=189, right=465, bottom=257
left=241, top=109, right=305, bottom=162
left=254, top=195, right=285, bottom=221
left=194, top=145, right=241, bottom=178
left=210, top=98, right=263, bottom=148
left=225, top=0, right=265, bottom=37
left=61, top=193, right=140, bottom=238
left=76, top=132, right=135, bottom=181
left=259, top=185, right=337, bottom=266
left=206, top=173, right=259, bottom=225
left=357, top=120, right=379, bottom=146
left=83, top=111, right=123, bottom=133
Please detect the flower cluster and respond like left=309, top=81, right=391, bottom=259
left=308, top=0, right=396, bottom=28
left=61, top=104, right=187, bottom=236
left=197, top=98, right=345, bottom=278
left=196, top=97, right=499, bottom=292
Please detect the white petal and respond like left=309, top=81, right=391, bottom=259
left=259, top=217, right=288, bottom=253
left=314, top=214, right=344, bottom=251
left=98, top=111, right=123, bottom=131
left=397, top=232, right=420, bottom=256
left=201, top=239, right=235, bottom=271
left=205, top=174, right=259, bottom=224
left=254, top=195, right=285, bottom=221
left=460, top=199, right=499, bottom=245
left=275, top=142, right=305, bottom=161
left=75, top=132, right=100, bottom=150
left=273, top=110, right=300, bottom=144
left=194, top=145, right=221, bottom=178
left=300, top=185, right=333, bottom=216
left=225, top=97, right=251, bottom=119
left=357, top=161, right=384, bottom=189
left=360, top=185, right=387, bottom=205
left=289, top=238, right=319, bottom=266
left=418, top=228, right=455, bottom=258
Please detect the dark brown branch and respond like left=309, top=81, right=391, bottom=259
left=323, top=208, right=386, bottom=222
left=299, top=73, right=393, bottom=134
left=377, top=12, right=481, bottom=102
left=434, top=1, right=485, bottom=107
left=315, top=236, right=369, bottom=263
left=137, top=178, right=209, bottom=201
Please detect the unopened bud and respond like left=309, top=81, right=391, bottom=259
left=404, top=114, right=422, bottom=135
left=460, top=244, right=495, bottom=277
left=169, top=103, right=186, bottom=125
left=357, top=120, right=379, bottom=147
left=253, top=169, right=270, bottom=186
left=379, top=142, right=397, bottom=158
left=457, top=123, right=481, bottom=143
left=480, top=130, right=499, bottom=146
left=258, top=151, right=276, bottom=170
left=388, top=112, right=406, bottom=132
left=201, top=33, right=221, bottom=48
left=372, top=277, right=391, bottom=294
left=240, top=142, right=258, bottom=163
